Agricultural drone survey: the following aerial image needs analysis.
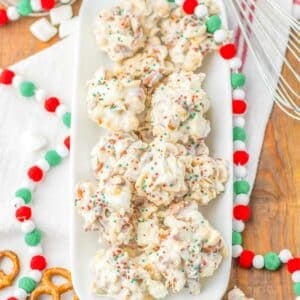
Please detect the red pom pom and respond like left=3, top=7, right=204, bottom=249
left=0, top=9, right=8, bottom=26
left=233, top=100, right=247, bottom=114
left=28, top=166, right=44, bottom=182
left=41, top=0, right=55, bottom=10
left=0, top=69, right=15, bottom=85
left=44, top=97, right=60, bottom=112
left=287, top=258, right=300, bottom=273
left=15, top=206, right=32, bottom=222
left=239, top=250, right=254, bottom=268
left=182, top=0, right=198, bottom=15
left=220, top=43, right=237, bottom=59
left=233, top=205, right=251, bottom=221
left=234, top=150, right=249, bottom=165
left=30, top=255, right=47, bottom=270
left=7, top=298, right=18, bottom=300
left=64, top=136, right=70, bottom=150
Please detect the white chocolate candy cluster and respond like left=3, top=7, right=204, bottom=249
left=76, top=0, right=231, bottom=299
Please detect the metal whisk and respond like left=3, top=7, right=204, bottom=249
left=228, top=0, right=300, bottom=120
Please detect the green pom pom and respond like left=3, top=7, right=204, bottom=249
left=232, top=231, right=243, bottom=245
left=45, top=150, right=62, bottom=167
left=19, top=81, right=36, bottom=97
left=264, top=252, right=281, bottom=271
left=15, top=188, right=32, bottom=204
left=17, top=0, right=32, bottom=16
left=294, top=282, right=300, bottom=296
left=206, top=15, right=222, bottom=33
left=25, top=229, right=42, bottom=246
left=167, top=0, right=175, bottom=2
left=234, top=180, right=250, bottom=195
left=233, top=127, right=246, bottom=141
left=231, top=73, right=246, bottom=89
left=62, top=112, right=71, bottom=128
left=18, top=276, right=36, bottom=293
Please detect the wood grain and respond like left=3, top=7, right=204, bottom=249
left=0, top=1, right=299, bottom=299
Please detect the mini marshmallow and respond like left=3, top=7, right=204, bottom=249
left=59, top=16, right=79, bottom=38
left=50, top=5, right=73, bottom=26
left=30, top=18, right=57, bottom=42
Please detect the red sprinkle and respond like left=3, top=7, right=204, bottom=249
left=0, top=9, right=8, bottom=26
left=0, top=69, right=15, bottom=85
left=15, top=206, right=32, bottom=222
left=287, top=258, right=300, bottom=273
left=64, top=136, right=70, bottom=150
left=239, top=250, right=254, bottom=268
left=234, top=205, right=251, bottom=221
left=44, top=97, right=60, bottom=112
left=30, top=255, right=47, bottom=270
left=41, top=0, right=55, bottom=10
left=28, top=166, right=44, bottom=182
left=233, top=99, right=247, bottom=114
left=182, top=0, right=198, bottom=15
left=220, top=43, right=237, bottom=59
left=234, top=150, right=249, bottom=165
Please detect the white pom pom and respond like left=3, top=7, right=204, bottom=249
left=7, top=6, right=20, bottom=21
left=253, top=255, right=264, bottom=269
left=36, top=159, right=50, bottom=172
left=56, top=144, right=69, bottom=158
left=12, top=75, right=23, bottom=88
left=56, top=104, right=68, bottom=117
left=21, top=220, right=36, bottom=233
left=14, top=288, right=28, bottom=299
left=228, top=57, right=242, bottom=70
left=13, top=197, right=25, bottom=208
left=234, top=116, right=245, bottom=127
left=232, top=245, right=243, bottom=258
left=279, top=249, right=293, bottom=263
left=234, top=140, right=246, bottom=151
left=233, top=88, right=245, bottom=99
left=234, top=165, right=247, bottom=178
left=292, top=271, right=300, bottom=282
left=232, top=219, right=245, bottom=232
left=60, top=0, right=71, bottom=3
left=28, top=245, right=43, bottom=256
left=28, top=270, right=42, bottom=282
left=213, top=29, right=227, bottom=43
left=175, top=0, right=184, bottom=5
left=235, top=194, right=250, bottom=205
left=296, top=296, right=300, bottom=300
left=194, top=5, right=208, bottom=18
left=30, top=0, right=42, bottom=12
left=35, top=89, right=47, bottom=102
left=21, top=179, right=36, bottom=192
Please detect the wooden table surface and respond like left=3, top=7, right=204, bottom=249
left=0, top=1, right=299, bottom=299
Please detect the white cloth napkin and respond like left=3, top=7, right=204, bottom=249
left=0, top=0, right=294, bottom=298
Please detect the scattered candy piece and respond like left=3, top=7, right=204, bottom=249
left=30, top=18, right=57, bottom=42
left=59, top=16, right=79, bottom=38
left=50, top=4, right=73, bottom=25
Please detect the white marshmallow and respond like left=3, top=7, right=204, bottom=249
left=30, top=0, right=42, bottom=12
left=213, top=29, right=227, bottom=43
left=21, top=220, right=36, bottom=233
left=232, top=245, right=243, bottom=258
left=279, top=249, right=293, bottom=263
left=232, top=219, right=245, bottom=232
left=59, top=16, right=79, bottom=38
left=235, top=194, right=250, bottom=205
left=233, top=88, right=245, bottom=99
left=7, top=6, right=20, bottom=21
left=253, top=255, right=264, bottom=269
left=30, top=18, right=58, bottom=42
left=234, top=116, right=245, bottom=127
left=234, top=165, right=247, bottom=178
left=50, top=5, right=73, bottom=25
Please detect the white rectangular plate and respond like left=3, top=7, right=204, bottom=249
left=71, top=1, right=233, bottom=299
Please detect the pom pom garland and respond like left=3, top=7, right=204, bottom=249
left=234, top=165, right=247, bottom=178
left=234, top=116, right=245, bottom=128
left=292, top=271, right=300, bottom=283
left=279, top=249, right=293, bottom=263
left=16, top=206, right=32, bottom=222
left=28, top=166, right=44, bottom=182
left=288, top=258, right=300, bottom=274
left=253, top=255, right=264, bottom=269
left=194, top=5, right=208, bottom=18
left=41, top=0, right=56, bottom=10
left=234, top=150, right=249, bottom=165
left=30, top=255, right=47, bottom=270
left=232, top=245, right=243, bottom=258
left=0, top=69, right=15, bottom=84
left=233, top=100, right=247, bottom=114
left=239, top=250, right=255, bottom=268
left=233, top=205, right=251, bottom=221
left=264, top=252, right=281, bottom=271
left=64, top=136, right=70, bottom=150
left=182, top=0, right=198, bottom=14
left=44, top=97, right=60, bottom=112
left=18, top=276, right=37, bottom=293
left=235, top=194, right=250, bottom=205
left=28, top=270, right=42, bottom=282
left=220, top=43, right=237, bottom=59
left=0, top=9, right=9, bottom=25
left=232, top=219, right=245, bottom=232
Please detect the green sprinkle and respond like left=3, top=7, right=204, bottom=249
left=17, top=0, right=32, bottom=16
left=233, top=127, right=246, bottom=141
left=15, top=188, right=32, bottom=204
left=234, top=180, right=250, bottom=195
left=130, top=278, right=137, bottom=283
left=264, top=252, right=281, bottom=271
left=294, top=282, right=300, bottom=296
left=232, top=231, right=243, bottom=245
left=45, top=150, right=62, bottom=167
left=18, top=277, right=36, bottom=293
left=62, top=112, right=71, bottom=128
left=206, top=15, right=222, bottom=33
left=231, top=73, right=246, bottom=89
left=19, top=81, right=35, bottom=97
left=25, top=229, right=42, bottom=246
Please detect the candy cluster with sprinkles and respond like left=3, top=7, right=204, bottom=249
left=0, top=67, right=71, bottom=300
